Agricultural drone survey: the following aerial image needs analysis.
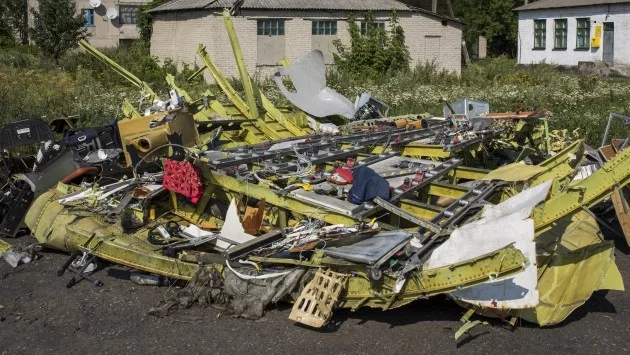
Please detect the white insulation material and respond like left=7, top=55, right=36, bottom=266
left=426, top=180, right=553, bottom=309
left=220, top=199, right=256, bottom=246
left=182, top=199, right=255, bottom=251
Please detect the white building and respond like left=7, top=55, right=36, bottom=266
left=515, top=0, right=630, bottom=67
left=148, top=0, right=463, bottom=78
left=27, top=0, right=151, bottom=48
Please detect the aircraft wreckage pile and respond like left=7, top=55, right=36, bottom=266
left=1, top=11, right=629, bottom=338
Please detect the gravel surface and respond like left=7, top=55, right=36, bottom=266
left=1, top=237, right=629, bottom=355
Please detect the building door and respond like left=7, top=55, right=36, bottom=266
left=603, top=22, right=614, bottom=64
left=425, top=36, right=441, bottom=62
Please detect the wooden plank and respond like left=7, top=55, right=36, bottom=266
left=611, top=187, right=630, bottom=246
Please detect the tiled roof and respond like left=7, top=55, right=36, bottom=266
left=515, top=0, right=630, bottom=11
left=151, top=0, right=411, bottom=12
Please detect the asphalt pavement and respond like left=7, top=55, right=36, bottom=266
left=1, top=238, right=629, bottom=355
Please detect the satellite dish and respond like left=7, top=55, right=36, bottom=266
left=89, top=0, right=101, bottom=8
left=106, top=7, right=118, bottom=20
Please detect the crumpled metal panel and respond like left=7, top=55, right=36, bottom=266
left=467, top=210, right=624, bottom=326
left=524, top=210, right=624, bottom=325
left=323, top=231, right=411, bottom=265
left=432, top=181, right=553, bottom=309
left=274, top=50, right=356, bottom=119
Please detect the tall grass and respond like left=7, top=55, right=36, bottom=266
left=324, top=57, right=630, bottom=145
left=0, top=43, right=204, bottom=128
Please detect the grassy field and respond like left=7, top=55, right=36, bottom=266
left=1, top=44, right=629, bottom=146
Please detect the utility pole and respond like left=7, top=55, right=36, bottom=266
left=445, top=0, right=455, bottom=17
left=432, top=0, right=438, bottom=13
left=445, top=0, right=471, bottom=66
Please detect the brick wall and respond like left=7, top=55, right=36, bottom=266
left=399, top=12, right=462, bottom=74
left=150, top=9, right=462, bottom=80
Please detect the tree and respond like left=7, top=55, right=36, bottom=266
left=454, top=0, right=525, bottom=57
left=401, top=0, right=526, bottom=57
left=333, top=11, right=410, bottom=79
left=0, top=2, right=14, bottom=46
left=30, top=0, right=88, bottom=62
left=4, top=0, right=29, bottom=44
left=137, top=0, right=169, bottom=44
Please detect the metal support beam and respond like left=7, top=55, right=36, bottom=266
left=534, top=146, right=630, bottom=232
left=400, top=199, right=441, bottom=220
left=450, top=166, right=490, bottom=181
left=222, top=11, right=310, bottom=137
left=79, top=40, right=158, bottom=111
left=339, top=245, right=526, bottom=310
left=401, top=144, right=453, bottom=159
left=205, top=171, right=360, bottom=226
left=196, top=45, right=284, bottom=141
left=196, top=44, right=253, bottom=119
left=223, top=11, right=260, bottom=120
left=427, top=182, right=469, bottom=199
left=602, top=113, right=630, bottom=147
left=374, top=197, right=442, bottom=233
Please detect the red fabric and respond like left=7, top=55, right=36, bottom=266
left=335, top=167, right=354, bottom=184
left=413, top=171, right=424, bottom=183
left=163, top=159, right=204, bottom=203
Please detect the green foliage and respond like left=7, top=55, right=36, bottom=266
left=402, top=0, right=525, bottom=57
left=457, top=0, right=524, bottom=57
left=3, top=0, right=28, bottom=44
left=61, top=41, right=167, bottom=89
left=333, top=11, right=410, bottom=80
left=0, top=14, right=11, bottom=46
left=30, top=0, right=88, bottom=62
left=0, top=68, right=77, bottom=122
left=0, top=44, right=47, bottom=68
left=137, top=0, right=169, bottom=44
left=0, top=0, right=15, bottom=46
left=325, top=57, right=630, bottom=145
left=0, top=42, right=205, bottom=128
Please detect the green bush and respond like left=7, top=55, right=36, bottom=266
left=333, top=11, right=410, bottom=80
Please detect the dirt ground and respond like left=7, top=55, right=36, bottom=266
left=1, top=236, right=629, bottom=355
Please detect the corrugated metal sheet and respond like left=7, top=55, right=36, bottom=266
left=515, top=0, right=630, bottom=11
left=151, top=0, right=411, bottom=13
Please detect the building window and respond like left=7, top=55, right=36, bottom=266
left=312, top=20, right=337, bottom=35
left=533, top=19, right=546, bottom=49
left=576, top=18, right=590, bottom=49
left=119, top=6, right=140, bottom=25
left=257, top=20, right=285, bottom=36
left=360, top=22, right=385, bottom=35
left=82, top=9, right=95, bottom=28
left=554, top=19, right=567, bottom=49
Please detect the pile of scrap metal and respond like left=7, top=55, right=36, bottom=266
left=1, top=9, right=628, bottom=337
left=11, top=123, right=629, bottom=332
